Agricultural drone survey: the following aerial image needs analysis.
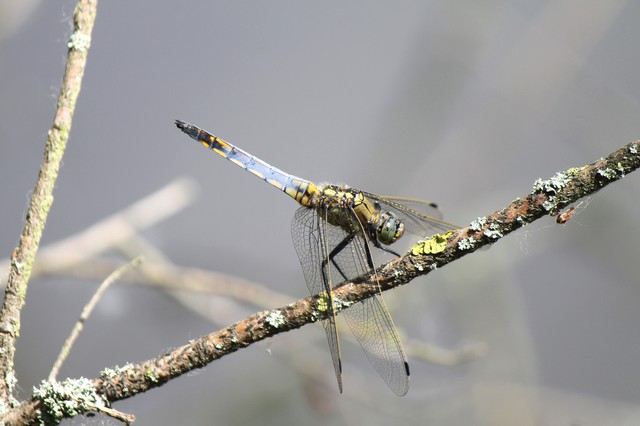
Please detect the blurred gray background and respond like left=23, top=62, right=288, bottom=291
left=1, top=1, right=640, bottom=425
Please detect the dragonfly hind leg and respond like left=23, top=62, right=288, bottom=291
left=321, top=233, right=357, bottom=283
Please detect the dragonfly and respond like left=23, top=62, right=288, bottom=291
left=176, top=120, right=455, bottom=396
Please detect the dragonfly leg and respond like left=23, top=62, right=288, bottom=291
left=321, top=232, right=356, bottom=284
left=370, top=238, right=402, bottom=258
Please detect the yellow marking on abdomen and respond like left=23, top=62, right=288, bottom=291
left=248, top=168, right=266, bottom=179
left=267, top=179, right=284, bottom=190
left=229, top=158, right=245, bottom=168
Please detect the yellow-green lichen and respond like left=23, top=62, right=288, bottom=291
left=317, top=294, right=329, bottom=312
left=565, top=166, right=586, bottom=176
left=411, top=231, right=455, bottom=255
left=145, top=370, right=159, bottom=383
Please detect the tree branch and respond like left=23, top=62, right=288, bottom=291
left=0, top=0, right=98, bottom=406
left=3, top=140, right=638, bottom=425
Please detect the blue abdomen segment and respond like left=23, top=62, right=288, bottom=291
left=176, top=120, right=317, bottom=205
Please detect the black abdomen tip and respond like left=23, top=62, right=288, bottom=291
left=175, top=119, right=187, bottom=130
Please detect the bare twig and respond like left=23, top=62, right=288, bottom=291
left=85, top=403, right=135, bottom=425
left=404, top=337, right=488, bottom=366
left=3, top=140, right=639, bottom=425
left=0, top=177, right=197, bottom=281
left=34, top=177, right=195, bottom=275
left=48, top=256, right=144, bottom=382
left=34, top=255, right=293, bottom=310
left=0, top=0, right=98, bottom=405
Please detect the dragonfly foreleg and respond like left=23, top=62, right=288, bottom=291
left=369, top=233, right=401, bottom=257
left=375, top=244, right=401, bottom=258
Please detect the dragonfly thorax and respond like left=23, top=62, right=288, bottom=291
left=314, top=185, right=405, bottom=246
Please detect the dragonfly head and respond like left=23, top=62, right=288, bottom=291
left=377, top=211, right=404, bottom=245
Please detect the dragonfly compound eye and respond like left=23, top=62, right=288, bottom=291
left=378, top=212, right=404, bottom=245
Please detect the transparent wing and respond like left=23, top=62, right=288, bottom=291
left=324, top=209, right=410, bottom=396
left=342, top=296, right=410, bottom=396
left=363, top=192, right=459, bottom=239
left=374, top=195, right=443, bottom=218
left=293, top=204, right=410, bottom=396
left=291, top=207, right=343, bottom=393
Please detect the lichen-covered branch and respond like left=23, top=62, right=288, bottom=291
left=3, top=140, right=639, bottom=425
left=399, top=140, right=640, bottom=279
left=0, top=0, right=98, bottom=406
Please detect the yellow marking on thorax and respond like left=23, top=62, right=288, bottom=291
left=351, top=193, right=375, bottom=223
left=320, top=187, right=359, bottom=206
left=323, top=187, right=337, bottom=198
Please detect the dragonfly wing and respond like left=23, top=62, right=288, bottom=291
left=372, top=195, right=443, bottom=219
left=319, top=209, right=410, bottom=396
left=362, top=191, right=458, bottom=239
left=291, top=206, right=343, bottom=392
left=341, top=296, right=410, bottom=396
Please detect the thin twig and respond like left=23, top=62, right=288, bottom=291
left=85, top=403, right=136, bottom=425
left=0, top=177, right=197, bottom=281
left=48, top=257, right=144, bottom=382
left=3, top=140, right=639, bottom=425
left=0, top=0, right=98, bottom=405
left=404, top=337, right=488, bottom=366
left=39, top=257, right=293, bottom=309
left=34, top=177, right=195, bottom=276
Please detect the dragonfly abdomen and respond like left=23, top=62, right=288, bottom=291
left=176, top=120, right=318, bottom=205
